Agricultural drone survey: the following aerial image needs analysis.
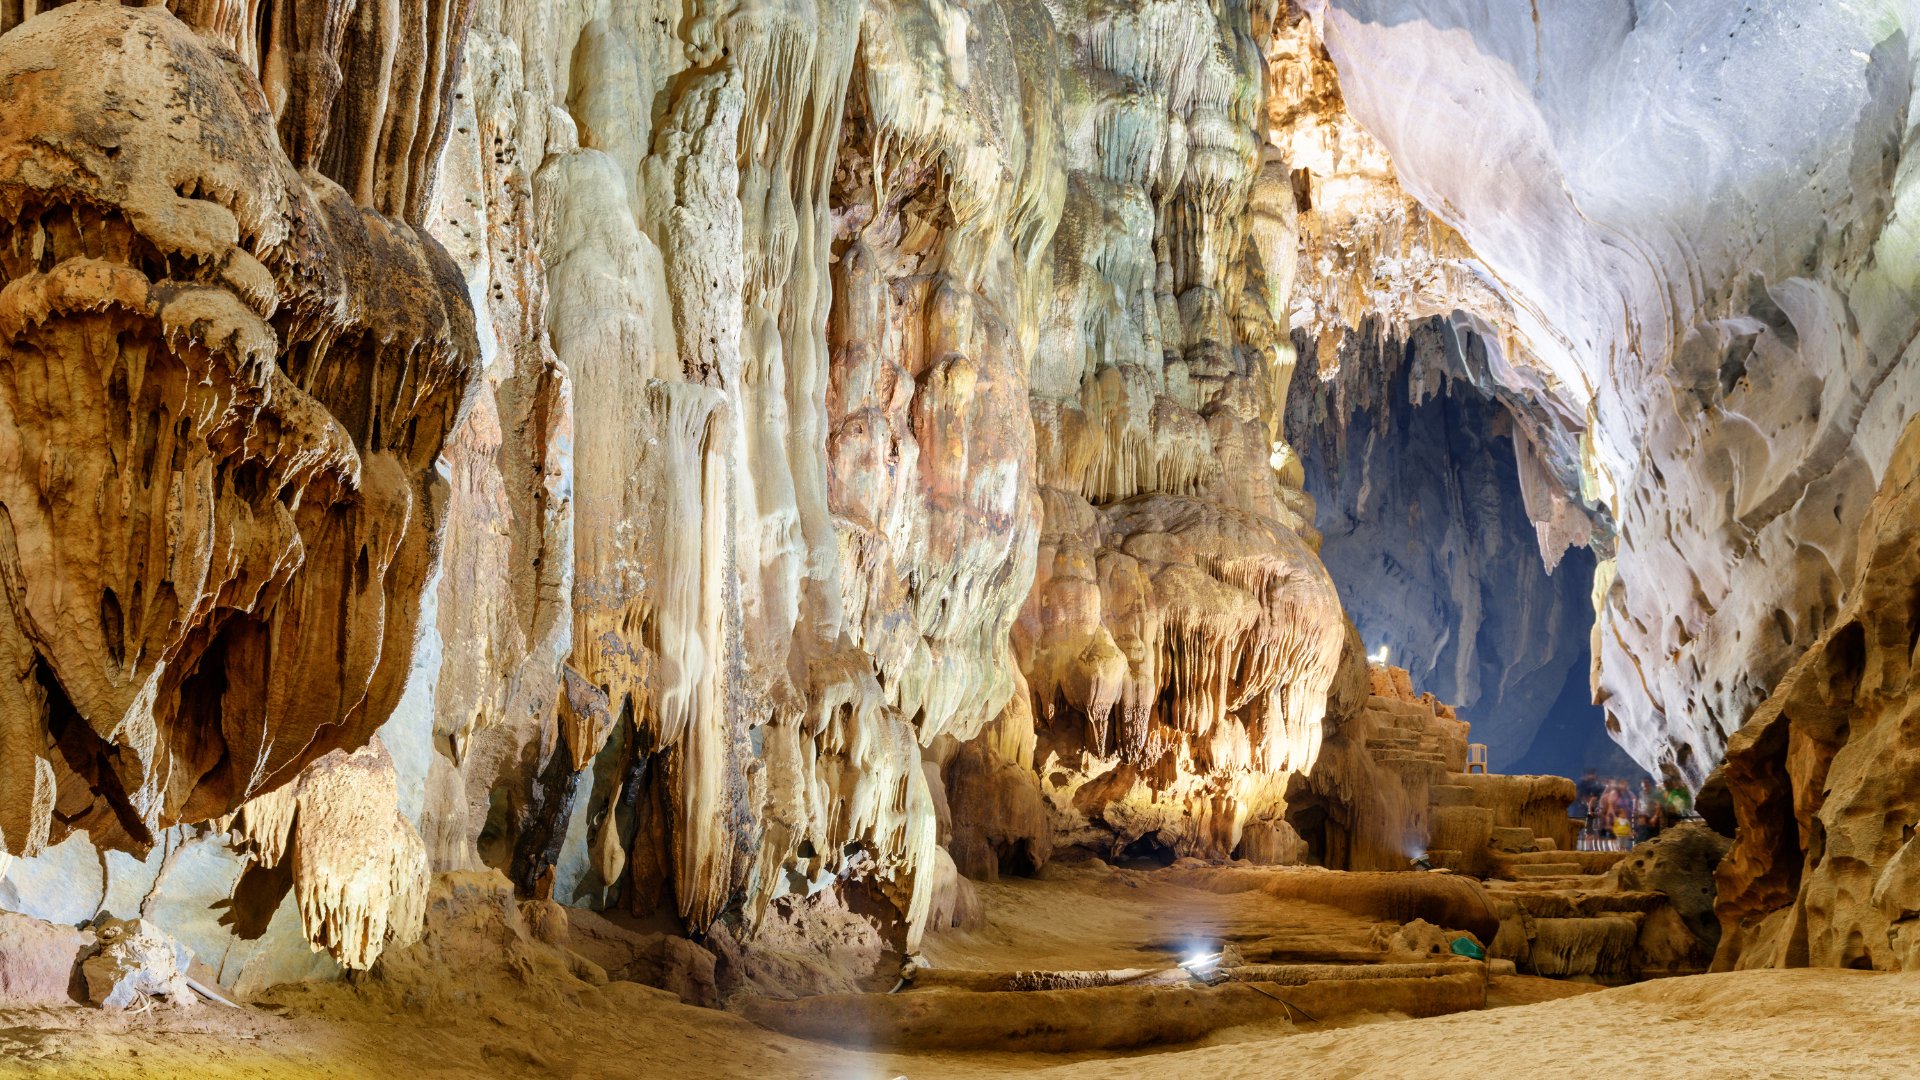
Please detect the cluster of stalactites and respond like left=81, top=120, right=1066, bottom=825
left=1074, top=364, right=1223, bottom=504
left=149, top=0, right=474, bottom=224
left=751, top=655, right=939, bottom=947
left=857, top=0, right=1061, bottom=276
left=0, top=5, right=474, bottom=858
left=1117, top=507, right=1344, bottom=775
left=1263, top=11, right=1505, bottom=360
left=1022, top=495, right=1345, bottom=788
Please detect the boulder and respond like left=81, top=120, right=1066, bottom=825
left=0, top=911, right=87, bottom=1005
left=80, top=918, right=195, bottom=1011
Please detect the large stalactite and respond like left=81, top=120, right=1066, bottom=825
left=0, top=3, right=475, bottom=854
left=0, top=1, right=479, bottom=971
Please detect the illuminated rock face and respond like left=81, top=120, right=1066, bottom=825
left=1714, top=416, right=1920, bottom=972
left=1290, top=0, right=1920, bottom=971
left=458, top=0, right=1348, bottom=942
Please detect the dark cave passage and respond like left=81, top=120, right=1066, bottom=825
left=1287, top=322, right=1620, bottom=778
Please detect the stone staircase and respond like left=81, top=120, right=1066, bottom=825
left=1339, top=667, right=1719, bottom=984
left=1290, top=664, right=1723, bottom=987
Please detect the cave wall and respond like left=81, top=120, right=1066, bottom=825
left=1714, top=412, right=1920, bottom=971
left=1304, top=0, right=1920, bottom=786
left=1288, top=320, right=1601, bottom=770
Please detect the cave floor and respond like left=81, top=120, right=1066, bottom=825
left=922, top=856, right=1395, bottom=971
left=0, top=967, right=1913, bottom=1079
left=0, top=863, right=1915, bottom=1079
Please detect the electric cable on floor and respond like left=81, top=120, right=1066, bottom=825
left=1239, top=981, right=1320, bottom=1025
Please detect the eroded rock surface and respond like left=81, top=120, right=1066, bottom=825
left=1715, top=415, right=1920, bottom=971
left=1303, top=0, right=1920, bottom=790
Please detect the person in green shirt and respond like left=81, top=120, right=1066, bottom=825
left=1661, top=778, right=1693, bottom=821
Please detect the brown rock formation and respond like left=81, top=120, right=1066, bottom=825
left=0, top=6, right=474, bottom=871
left=230, top=739, right=428, bottom=970
left=1715, top=414, right=1920, bottom=971
left=1287, top=663, right=1466, bottom=871
left=0, top=909, right=88, bottom=1005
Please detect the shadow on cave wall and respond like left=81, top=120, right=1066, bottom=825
left=1287, top=322, right=1629, bottom=778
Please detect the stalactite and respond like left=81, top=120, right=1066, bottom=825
left=230, top=740, right=428, bottom=971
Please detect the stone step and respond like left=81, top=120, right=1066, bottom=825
left=1488, top=889, right=1663, bottom=919
left=1375, top=749, right=1448, bottom=765
left=1515, top=915, right=1642, bottom=979
left=1243, top=945, right=1391, bottom=964
left=912, top=966, right=1180, bottom=991
left=1217, top=960, right=1483, bottom=986
left=1504, top=863, right=1586, bottom=878
left=1366, top=696, right=1443, bottom=716
left=1499, top=849, right=1626, bottom=872
left=1365, top=736, right=1423, bottom=748
left=1430, top=785, right=1475, bottom=807
left=1490, top=826, right=1537, bottom=853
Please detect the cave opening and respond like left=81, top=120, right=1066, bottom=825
left=1288, top=319, right=1634, bottom=781
left=1116, top=833, right=1180, bottom=869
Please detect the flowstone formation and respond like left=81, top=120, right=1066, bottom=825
left=426, top=0, right=1351, bottom=962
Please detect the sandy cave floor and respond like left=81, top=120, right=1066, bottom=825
left=924, top=858, right=1395, bottom=970
left=1, top=863, right=1916, bottom=1079
left=1, top=968, right=1915, bottom=1080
